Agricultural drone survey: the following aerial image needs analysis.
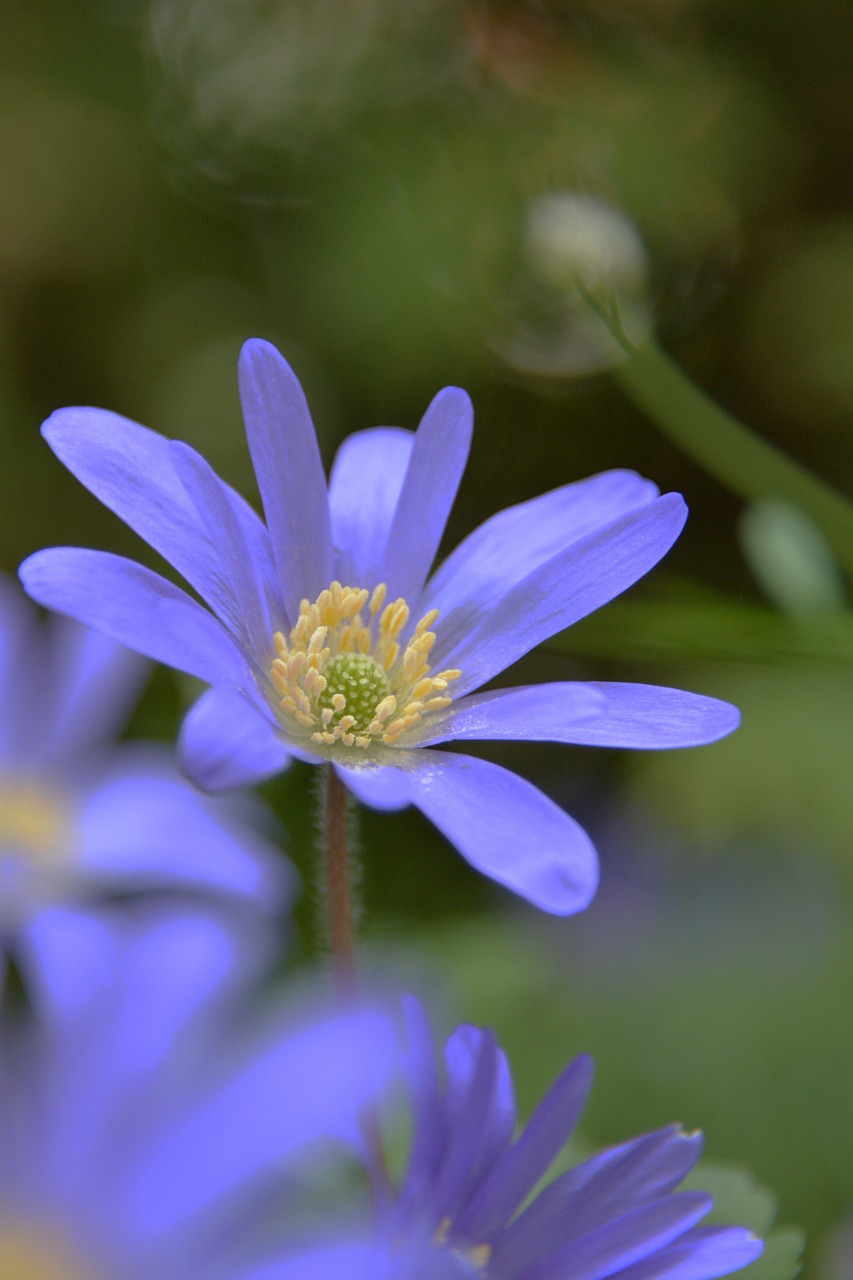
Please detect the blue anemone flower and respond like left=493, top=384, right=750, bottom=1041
left=21, top=339, right=739, bottom=914
left=280, top=997, right=764, bottom=1280
left=0, top=578, right=292, bottom=969
left=0, top=904, right=395, bottom=1280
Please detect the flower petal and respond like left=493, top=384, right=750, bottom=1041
left=43, top=620, right=150, bottom=765
left=381, top=387, right=473, bottom=604
left=239, top=1243, right=397, bottom=1280
left=408, top=683, right=738, bottom=750
left=21, top=909, right=276, bottom=1210
left=406, top=683, right=605, bottom=747
left=405, top=751, right=598, bottom=914
left=41, top=405, right=273, bottom=625
left=22, top=905, right=120, bottom=1021
left=429, top=1028, right=503, bottom=1225
left=336, top=762, right=412, bottom=811
left=492, top=1127, right=704, bottom=1274
left=613, top=1226, right=763, bottom=1280
left=180, top=687, right=292, bottom=792
left=20, top=548, right=249, bottom=687
left=120, top=1008, right=396, bottom=1245
left=525, top=1193, right=712, bottom=1280
left=420, top=470, right=660, bottom=655
left=77, top=759, right=294, bottom=910
left=329, top=427, right=415, bottom=588
left=543, top=683, right=741, bottom=749
left=455, top=1055, right=593, bottom=1241
left=170, top=440, right=281, bottom=664
left=238, top=339, right=332, bottom=619
left=398, top=995, right=446, bottom=1211
left=0, top=576, right=48, bottom=768
left=439, top=493, right=687, bottom=697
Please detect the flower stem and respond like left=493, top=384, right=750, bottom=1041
left=321, top=763, right=359, bottom=1002
left=581, top=285, right=853, bottom=579
left=319, top=765, right=391, bottom=1203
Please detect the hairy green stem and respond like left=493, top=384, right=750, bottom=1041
left=321, top=764, right=359, bottom=1001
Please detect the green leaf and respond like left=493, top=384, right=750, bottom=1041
left=684, top=1162, right=778, bottom=1234
left=740, top=1228, right=805, bottom=1280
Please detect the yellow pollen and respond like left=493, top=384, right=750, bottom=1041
left=0, top=1221, right=96, bottom=1280
left=0, top=782, right=69, bottom=864
left=270, top=582, right=461, bottom=750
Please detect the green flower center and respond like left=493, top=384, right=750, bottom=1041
left=316, top=653, right=390, bottom=734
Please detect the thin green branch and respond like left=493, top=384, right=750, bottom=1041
left=589, top=293, right=853, bottom=579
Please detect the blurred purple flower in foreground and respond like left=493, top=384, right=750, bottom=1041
left=21, top=339, right=738, bottom=914
left=1, top=904, right=394, bottom=1280
left=283, top=996, right=764, bottom=1280
left=0, top=579, right=292, bottom=972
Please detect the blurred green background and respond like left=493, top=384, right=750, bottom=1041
left=5, top=1, right=853, bottom=1274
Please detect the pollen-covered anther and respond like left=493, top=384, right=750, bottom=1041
left=270, top=581, right=461, bottom=750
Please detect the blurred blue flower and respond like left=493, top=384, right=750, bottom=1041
left=21, top=339, right=738, bottom=914
left=282, top=996, right=764, bottom=1280
left=0, top=903, right=395, bottom=1280
left=0, top=579, right=292, bottom=971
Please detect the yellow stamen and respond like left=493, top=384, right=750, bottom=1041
left=269, top=581, right=461, bottom=751
left=0, top=1220, right=97, bottom=1280
left=0, top=782, right=70, bottom=864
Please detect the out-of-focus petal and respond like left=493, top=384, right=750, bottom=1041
left=438, top=493, right=687, bottom=697
left=20, top=548, right=249, bottom=687
left=22, top=905, right=119, bottom=1021
left=406, top=683, right=605, bottom=747
left=421, top=470, right=660, bottom=654
left=0, top=577, right=47, bottom=768
left=180, top=687, right=292, bottom=792
left=405, top=751, right=598, bottom=914
left=238, top=1242, right=396, bottom=1280
left=336, top=763, right=411, bottom=811
left=19, top=908, right=272, bottom=1207
left=492, top=1127, right=704, bottom=1274
left=119, top=1008, right=396, bottom=1246
left=381, top=388, right=473, bottom=605
left=41, top=406, right=273, bottom=626
left=238, top=340, right=332, bottom=621
left=76, top=763, right=293, bottom=910
left=171, top=441, right=280, bottom=664
left=398, top=995, right=446, bottom=1212
left=329, top=427, right=415, bottom=589
left=531, top=1192, right=712, bottom=1280
left=427, top=1028, right=503, bottom=1226
left=455, top=1055, right=594, bottom=1242
left=613, top=1226, right=763, bottom=1280
left=43, top=620, right=150, bottom=765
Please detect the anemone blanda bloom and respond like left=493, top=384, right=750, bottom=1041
left=0, top=577, right=292, bottom=970
left=0, top=903, right=394, bottom=1280
left=21, top=339, right=738, bottom=914
left=279, top=996, right=764, bottom=1280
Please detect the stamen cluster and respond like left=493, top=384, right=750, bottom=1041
left=270, top=582, right=461, bottom=750
left=0, top=781, right=68, bottom=862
